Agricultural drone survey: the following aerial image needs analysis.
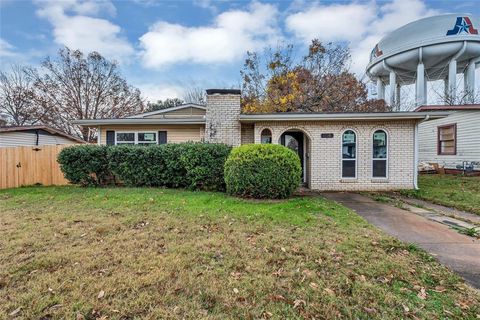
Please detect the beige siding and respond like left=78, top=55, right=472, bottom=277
left=241, top=124, right=254, bottom=144
left=0, top=131, right=78, bottom=147
left=418, top=110, right=480, bottom=169
left=145, top=107, right=205, bottom=118
left=98, top=125, right=205, bottom=145
left=253, top=120, right=416, bottom=191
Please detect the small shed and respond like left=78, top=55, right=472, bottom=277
left=0, top=125, right=85, bottom=147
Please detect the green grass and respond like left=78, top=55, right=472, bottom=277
left=400, top=174, right=480, bottom=215
left=1, top=186, right=479, bottom=319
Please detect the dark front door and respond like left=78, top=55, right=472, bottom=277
left=280, top=132, right=304, bottom=181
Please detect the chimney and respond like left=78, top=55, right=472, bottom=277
left=205, top=89, right=241, bottom=146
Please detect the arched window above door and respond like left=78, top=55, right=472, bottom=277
left=261, top=129, right=272, bottom=144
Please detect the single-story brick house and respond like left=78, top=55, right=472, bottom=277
left=73, top=89, right=448, bottom=191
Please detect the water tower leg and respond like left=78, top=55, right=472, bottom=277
left=389, top=71, right=396, bottom=107
left=448, top=59, right=457, bottom=103
left=376, top=78, right=385, bottom=100
left=465, top=60, right=476, bottom=103
left=395, top=83, right=401, bottom=110
left=416, top=63, right=426, bottom=106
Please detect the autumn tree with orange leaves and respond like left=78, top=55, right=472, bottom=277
left=241, top=40, right=389, bottom=113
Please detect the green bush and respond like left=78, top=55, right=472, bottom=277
left=58, top=143, right=231, bottom=191
left=224, top=144, right=302, bottom=199
left=108, top=143, right=230, bottom=190
left=57, top=145, right=112, bottom=186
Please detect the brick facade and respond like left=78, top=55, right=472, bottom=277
left=253, top=121, right=416, bottom=191
left=204, top=90, right=417, bottom=191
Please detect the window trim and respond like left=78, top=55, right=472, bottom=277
left=371, top=129, right=388, bottom=179
left=341, top=129, right=357, bottom=179
left=437, top=123, right=457, bottom=155
left=115, top=131, right=158, bottom=145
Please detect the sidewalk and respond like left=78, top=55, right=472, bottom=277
left=322, top=192, right=480, bottom=289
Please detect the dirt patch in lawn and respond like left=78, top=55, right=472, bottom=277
left=0, top=186, right=479, bottom=319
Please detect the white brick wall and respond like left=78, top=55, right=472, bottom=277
left=252, top=120, right=416, bottom=191
left=205, top=93, right=241, bottom=146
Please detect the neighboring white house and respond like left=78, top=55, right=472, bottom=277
left=416, top=105, right=480, bottom=171
left=0, top=125, right=85, bottom=147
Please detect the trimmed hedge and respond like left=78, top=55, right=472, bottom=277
left=57, top=145, right=112, bottom=186
left=224, top=144, right=302, bottom=199
left=58, top=143, right=231, bottom=191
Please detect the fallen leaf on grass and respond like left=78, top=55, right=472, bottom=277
left=417, top=287, right=427, bottom=300
left=233, top=288, right=239, bottom=294
left=363, top=307, right=376, bottom=314
left=293, top=299, right=306, bottom=309
left=98, top=290, right=105, bottom=299
left=433, top=286, right=447, bottom=293
left=309, top=282, right=318, bottom=290
left=324, top=288, right=335, bottom=296
left=9, top=307, right=21, bottom=316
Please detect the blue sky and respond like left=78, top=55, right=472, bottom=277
left=1, top=0, right=479, bottom=102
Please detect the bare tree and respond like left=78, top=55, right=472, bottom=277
left=183, top=87, right=206, bottom=105
left=28, top=47, right=144, bottom=142
left=0, top=64, right=44, bottom=126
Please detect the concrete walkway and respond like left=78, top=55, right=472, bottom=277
left=322, top=192, right=480, bottom=289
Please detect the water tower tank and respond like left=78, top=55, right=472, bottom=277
left=366, top=13, right=480, bottom=107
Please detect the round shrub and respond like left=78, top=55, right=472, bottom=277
left=224, top=144, right=302, bottom=199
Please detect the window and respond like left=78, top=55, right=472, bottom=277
left=372, top=130, right=387, bottom=178
left=116, top=132, right=157, bottom=145
left=116, top=132, right=135, bottom=145
left=437, top=124, right=456, bottom=155
left=138, top=132, right=157, bottom=145
left=261, top=128, right=272, bottom=144
left=342, top=130, right=356, bottom=178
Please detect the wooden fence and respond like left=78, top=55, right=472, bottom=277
left=0, top=144, right=74, bottom=189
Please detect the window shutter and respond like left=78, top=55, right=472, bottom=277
left=106, top=130, right=115, bottom=145
left=158, top=131, right=167, bottom=144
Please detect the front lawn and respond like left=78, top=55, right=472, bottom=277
left=1, top=187, right=479, bottom=319
left=401, top=174, right=480, bottom=215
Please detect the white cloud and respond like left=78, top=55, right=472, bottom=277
left=0, top=38, right=16, bottom=58
left=35, top=0, right=133, bottom=62
left=137, top=83, right=185, bottom=102
left=286, top=3, right=376, bottom=43
left=139, top=2, right=282, bottom=68
left=286, top=0, right=438, bottom=76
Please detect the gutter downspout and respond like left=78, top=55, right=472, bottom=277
left=414, top=114, right=430, bottom=190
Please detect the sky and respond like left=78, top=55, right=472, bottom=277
left=0, top=0, right=479, bottom=103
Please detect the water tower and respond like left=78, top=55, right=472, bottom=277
left=366, top=14, right=480, bottom=108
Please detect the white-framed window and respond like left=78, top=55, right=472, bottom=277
left=342, top=130, right=356, bottom=178
left=115, top=132, right=157, bottom=145
left=372, top=130, right=387, bottom=178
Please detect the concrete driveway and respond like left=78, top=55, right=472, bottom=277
left=322, top=192, right=480, bottom=289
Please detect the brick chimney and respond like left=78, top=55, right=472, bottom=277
left=205, top=89, right=241, bottom=146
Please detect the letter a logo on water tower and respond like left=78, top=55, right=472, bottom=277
left=446, top=17, right=478, bottom=35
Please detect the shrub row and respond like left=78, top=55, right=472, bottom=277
left=58, top=143, right=231, bottom=191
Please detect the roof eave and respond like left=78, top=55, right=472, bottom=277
left=72, top=119, right=206, bottom=126
left=239, top=112, right=450, bottom=122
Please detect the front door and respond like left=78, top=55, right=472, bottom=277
left=280, top=132, right=305, bottom=182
